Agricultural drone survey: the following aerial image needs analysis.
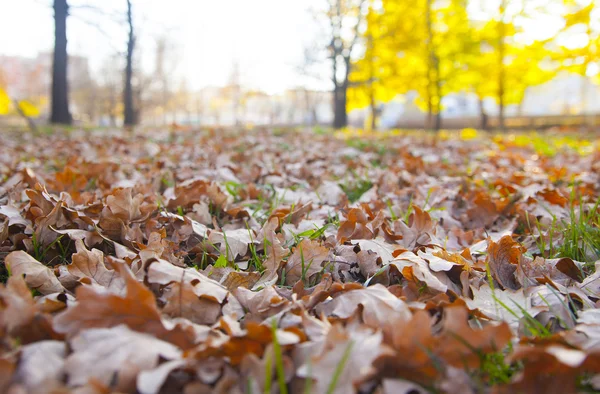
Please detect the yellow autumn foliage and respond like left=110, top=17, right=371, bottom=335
left=17, top=100, right=40, bottom=118
left=0, top=88, right=10, bottom=115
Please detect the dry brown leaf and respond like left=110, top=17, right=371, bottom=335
left=316, top=284, right=412, bottom=329
left=221, top=271, right=261, bottom=291
left=14, top=340, right=66, bottom=392
left=390, top=251, right=449, bottom=293
left=162, top=281, right=222, bottom=325
left=67, top=240, right=123, bottom=291
left=297, top=323, right=384, bottom=394
left=487, top=235, right=524, bottom=290
left=5, top=251, right=65, bottom=295
left=65, top=325, right=181, bottom=392
left=233, top=286, right=289, bottom=320
left=284, top=238, right=329, bottom=285
left=146, top=258, right=229, bottom=303
left=254, top=217, right=288, bottom=289
left=208, top=228, right=254, bottom=260
left=0, top=358, right=15, bottom=393
left=104, top=188, right=144, bottom=222
left=54, top=262, right=195, bottom=349
left=436, top=305, right=512, bottom=368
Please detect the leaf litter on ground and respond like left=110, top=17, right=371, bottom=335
left=0, top=127, right=599, bottom=393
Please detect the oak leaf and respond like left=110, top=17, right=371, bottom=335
left=65, top=325, right=181, bottom=392
left=5, top=251, right=65, bottom=295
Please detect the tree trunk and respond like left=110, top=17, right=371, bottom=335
left=478, top=97, right=488, bottom=130
left=425, top=0, right=434, bottom=130
left=434, top=55, right=442, bottom=131
left=333, top=84, right=348, bottom=129
left=497, top=0, right=506, bottom=131
left=51, top=0, right=72, bottom=125
left=14, top=99, right=38, bottom=132
left=123, top=0, right=136, bottom=126
left=370, top=93, right=377, bottom=131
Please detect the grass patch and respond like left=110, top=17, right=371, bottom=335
left=469, top=345, right=522, bottom=388
left=339, top=172, right=373, bottom=203
left=527, top=192, right=600, bottom=271
left=558, top=195, right=600, bottom=269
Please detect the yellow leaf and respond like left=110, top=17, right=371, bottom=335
left=564, top=3, right=592, bottom=29
left=17, top=100, right=40, bottom=118
left=460, top=128, right=478, bottom=141
left=0, top=88, right=11, bottom=115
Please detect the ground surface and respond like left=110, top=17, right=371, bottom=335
left=0, top=127, right=599, bottom=393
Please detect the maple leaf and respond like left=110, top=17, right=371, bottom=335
left=436, top=305, right=512, bottom=368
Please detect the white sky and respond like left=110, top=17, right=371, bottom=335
left=0, top=0, right=590, bottom=94
left=0, top=0, right=325, bottom=94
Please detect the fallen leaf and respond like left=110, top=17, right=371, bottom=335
left=284, top=238, right=329, bottom=285
left=316, top=284, right=412, bottom=329
left=68, top=240, right=123, bottom=291
left=5, top=251, right=65, bottom=295
left=487, top=235, right=524, bottom=290
left=15, top=341, right=66, bottom=392
left=65, top=325, right=181, bottom=392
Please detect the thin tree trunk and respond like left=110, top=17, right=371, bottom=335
left=367, top=32, right=377, bottom=131
left=367, top=42, right=376, bottom=130
left=51, top=0, right=72, bottom=125
left=426, top=0, right=434, bottom=130
left=478, top=97, right=488, bottom=130
left=14, top=100, right=38, bottom=132
left=370, top=92, right=377, bottom=131
left=434, top=55, right=442, bottom=131
left=517, top=90, right=526, bottom=116
left=497, top=0, right=506, bottom=131
left=123, top=0, right=136, bottom=126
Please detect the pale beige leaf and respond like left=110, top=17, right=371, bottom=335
left=5, top=251, right=65, bottom=295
